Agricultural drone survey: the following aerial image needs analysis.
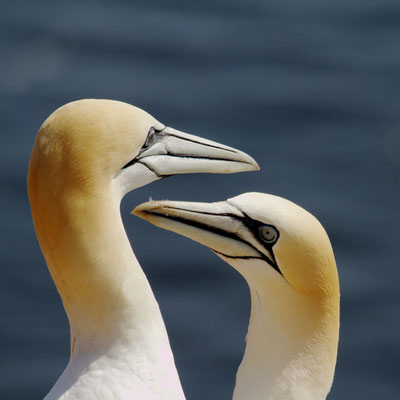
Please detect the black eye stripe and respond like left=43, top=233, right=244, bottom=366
left=143, top=127, right=163, bottom=149
left=148, top=205, right=282, bottom=275
left=143, top=127, right=155, bottom=148
left=224, top=206, right=281, bottom=274
left=238, top=211, right=279, bottom=248
left=121, top=127, right=164, bottom=170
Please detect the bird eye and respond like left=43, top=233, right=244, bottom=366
left=143, top=127, right=157, bottom=149
left=122, top=127, right=164, bottom=170
left=258, top=225, right=278, bottom=244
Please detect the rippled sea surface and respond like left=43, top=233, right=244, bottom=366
left=1, top=1, right=399, bottom=399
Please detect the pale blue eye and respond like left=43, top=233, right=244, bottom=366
left=258, top=226, right=278, bottom=244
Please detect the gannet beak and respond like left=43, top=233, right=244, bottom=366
left=131, top=199, right=278, bottom=271
left=129, top=126, right=259, bottom=176
left=115, top=126, right=259, bottom=195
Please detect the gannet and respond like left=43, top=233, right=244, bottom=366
left=27, top=99, right=259, bottom=400
left=133, top=192, right=340, bottom=400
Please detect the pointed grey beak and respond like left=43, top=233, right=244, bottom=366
left=131, top=198, right=281, bottom=274
left=134, top=126, right=259, bottom=176
left=114, top=126, right=259, bottom=196
left=131, top=199, right=263, bottom=258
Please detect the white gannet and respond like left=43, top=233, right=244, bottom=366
left=27, top=99, right=259, bottom=400
left=132, top=192, right=340, bottom=400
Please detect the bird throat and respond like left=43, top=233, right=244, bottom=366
left=233, top=282, right=339, bottom=400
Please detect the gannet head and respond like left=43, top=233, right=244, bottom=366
left=132, top=192, right=339, bottom=297
left=132, top=192, right=340, bottom=398
left=28, top=99, right=259, bottom=201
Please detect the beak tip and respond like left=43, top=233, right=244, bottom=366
left=235, top=150, right=259, bottom=172
left=252, top=160, right=260, bottom=171
left=131, top=203, right=150, bottom=217
left=130, top=208, right=141, bottom=217
left=131, top=201, right=166, bottom=219
left=244, top=159, right=260, bottom=172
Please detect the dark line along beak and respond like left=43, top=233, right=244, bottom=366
left=128, top=126, right=259, bottom=177
left=131, top=199, right=280, bottom=273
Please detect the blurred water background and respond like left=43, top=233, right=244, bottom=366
left=1, top=0, right=399, bottom=399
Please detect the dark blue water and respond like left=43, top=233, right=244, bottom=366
left=1, top=1, right=399, bottom=399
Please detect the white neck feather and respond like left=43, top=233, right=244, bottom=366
left=40, top=186, right=185, bottom=400
left=231, top=262, right=339, bottom=400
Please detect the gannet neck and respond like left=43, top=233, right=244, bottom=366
left=29, top=155, right=185, bottom=398
left=31, top=184, right=185, bottom=400
left=231, top=258, right=339, bottom=400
